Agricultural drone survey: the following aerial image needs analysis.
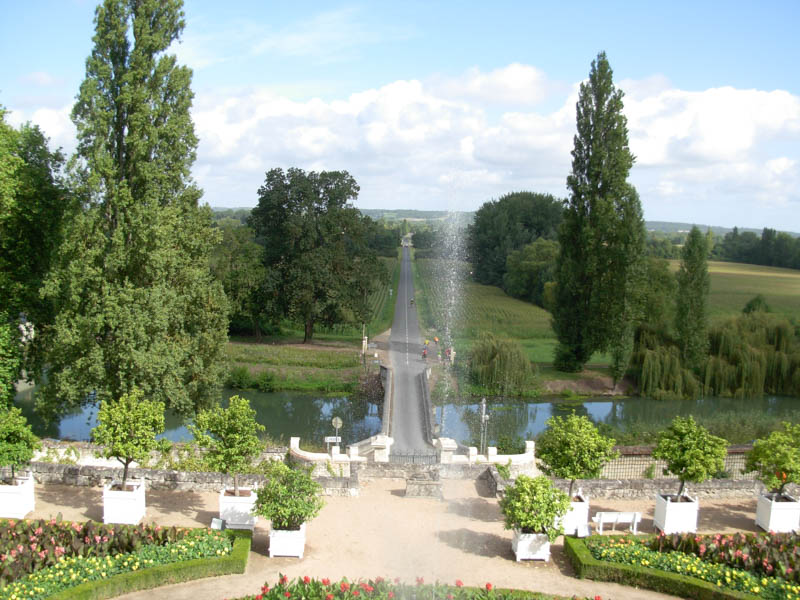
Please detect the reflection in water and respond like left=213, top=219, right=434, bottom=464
left=438, top=395, right=800, bottom=446
left=13, top=386, right=381, bottom=447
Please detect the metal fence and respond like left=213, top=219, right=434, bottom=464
left=600, top=445, right=755, bottom=480
left=389, top=452, right=438, bottom=465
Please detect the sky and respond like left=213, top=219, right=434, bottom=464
left=2, top=1, right=800, bottom=231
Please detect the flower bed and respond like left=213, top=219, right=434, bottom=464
left=0, top=518, right=248, bottom=600
left=233, top=574, right=599, bottom=600
left=581, top=535, right=800, bottom=599
left=0, top=517, right=189, bottom=585
left=650, top=531, right=800, bottom=583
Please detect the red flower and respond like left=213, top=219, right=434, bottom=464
left=280, top=575, right=289, bottom=585
left=326, top=595, right=334, bottom=600
left=303, top=576, right=311, bottom=584
left=485, top=583, right=493, bottom=591
left=255, top=596, right=262, bottom=600
left=262, top=585, right=270, bottom=593
left=416, top=577, right=424, bottom=586
left=388, top=593, right=394, bottom=599
left=595, top=596, right=602, bottom=600
left=284, top=593, right=291, bottom=598
left=375, top=577, right=384, bottom=584
left=394, top=578, right=400, bottom=584
left=322, top=578, right=331, bottom=586
left=455, top=580, right=463, bottom=588
left=354, top=591, right=360, bottom=597
left=341, top=582, right=351, bottom=592
left=447, top=595, right=454, bottom=600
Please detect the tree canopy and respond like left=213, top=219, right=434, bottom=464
left=467, top=191, right=562, bottom=288
left=552, top=51, right=646, bottom=374
left=249, top=167, right=386, bottom=342
left=676, top=226, right=710, bottom=373
left=38, top=0, right=228, bottom=419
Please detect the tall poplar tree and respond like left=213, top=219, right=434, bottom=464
left=552, top=52, right=645, bottom=375
left=39, top=0, right=227, bottom=418
left=675, top=226, right=710, bottom=373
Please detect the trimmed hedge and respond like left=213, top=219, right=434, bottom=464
left=564, top=536, right=757, bottom=600
left=47, top=529, right=251, bottom=600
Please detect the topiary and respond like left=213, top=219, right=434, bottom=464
left=253, top=463, right=324, bottom=530
left=745, top=422, right=800, bottom=496
left=499, top=474, right=570, bottom=541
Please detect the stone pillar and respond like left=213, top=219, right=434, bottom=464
left=370, top=435, right=393, bottom=463
left=468, top=446, right=478, bottom=463
left=435, top=438, right=458, bottom=464
left=331, top=445, right=341, bottom=459
left=525, top=440, right=535, bottom=457
left=487, top=446, right=498, bottom=461
left=347, top=445, right=360, bottom=459
left=290, top=437, right=300, bottom=450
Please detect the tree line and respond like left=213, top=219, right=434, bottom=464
left=0, top=0, right=397, bottom=422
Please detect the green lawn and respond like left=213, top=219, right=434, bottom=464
left=415, top=257, right=800, bottom=367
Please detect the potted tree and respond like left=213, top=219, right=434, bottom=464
left=92, top=389, right=165, bottom=525
left=192, top=395, right=265, bottom=530
left=0, top=405, right=41, bottom=518
left=499, top=474, right=570, bottom=562
left=651, top=415, right=727, bottom=534
left=536, top=413, right=618, bottom=535
left=253, top=462, right=324, bottom=558
left=746, top=422, right=800, bottom=532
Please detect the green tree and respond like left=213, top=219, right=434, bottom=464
left=536, top=412, right=619, bottom=498
left=253, top=462, right=324, bottom=530
left=468, top=331, right=533, bottom=395
left=552, top=52, right=645, bottom=374
left=92, top=389, right=165, bottom=489
left=503, top=238, right=559, bottom=308
left=499, top=475, right=570, bottom=541
left=467, top=191, right=562, bottom=287
left=39, top=0, right=228, bottom=419
left=652, top=415, right=727, bottom=497
left=210, top=224, right=271, bottom=338
left=675, top=226, right=710, bottom=373
left=0, top=405, right=40, bottom=484
left=191, top=395, right=265, bottom=496
left=0, top=316, right=22, bottom=408
left=249, top=168, right=385, bottom=342
left=745, top=422, right=800, bottom=495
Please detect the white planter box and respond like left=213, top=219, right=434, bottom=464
left=103, top=479, right=145, bottom=524
left=0, top=472, right=35, bottom=519
left=219, top=488, right=258, bottom=530
left=269, top=522, right=306, bottom=558
left=561, top=492, right=589, bottom=536
left=756, top=493, right=800, bottom=533
left=653, top=493, right=698, bottom=534
left=511, top=529, right=551, bottom=561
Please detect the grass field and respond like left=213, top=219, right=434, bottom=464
left=414, top=257, right=800, bottom=367
left=668, top=259, right=800, bottom=320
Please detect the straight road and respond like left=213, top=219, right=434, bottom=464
left=388, top=244, right=433, bottom=453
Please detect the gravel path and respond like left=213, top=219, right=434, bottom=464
left=27, top=479, right=763, bottom=600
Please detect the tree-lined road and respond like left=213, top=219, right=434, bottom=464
left=388, top=244, right=433, bottom=453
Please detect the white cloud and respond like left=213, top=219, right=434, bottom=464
left=20, top=71, right=64, bottom=87
left=431, top=63, right=553, bottom=106
left=6, top=105, right=75, bottom=152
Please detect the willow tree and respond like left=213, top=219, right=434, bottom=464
left=676, top=226, right=710, bottom=373
left=552, top=52, right=645, bottom=376
left=39, top=0, right=227, bottom=419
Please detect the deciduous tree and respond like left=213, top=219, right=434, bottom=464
left=39, top=0, right=227, bottom=418
left=249, top=168, right=385, bottom=342
left=552, top=52, right=645, bottom=374
left=675, top=226, right=710, bottom=373
left=0, top=405, right=40, bottom=484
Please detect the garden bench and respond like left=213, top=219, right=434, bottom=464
left=591, top=511, right=642, bottom=534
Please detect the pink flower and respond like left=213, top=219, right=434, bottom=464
left=322, top=579, right=331, bottom=586
left=303, top=576, right=311, bottom=584
left=416, top=577, right=424, bottom=586
left=455, top=580, right=464, bottom=588
left=485, top=583, right=493, bottom=591
left=341, top=582, right=350, bottom=592
left=353, top=591, right=360, bottom=597
left=388, top=593, right=394, bottom=599
left=34, top=527, right=43, bottom=535
left=326, top=595, right=334, bottom=600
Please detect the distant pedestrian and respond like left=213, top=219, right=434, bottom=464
left=434, top=336, right=439, bottom=344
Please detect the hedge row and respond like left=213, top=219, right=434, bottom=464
left=47, top=529, right=251, bottom=600
left=563, top=536, right=758, bottom=600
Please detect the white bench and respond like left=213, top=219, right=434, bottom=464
left=591, top=511, right=642, bottom=534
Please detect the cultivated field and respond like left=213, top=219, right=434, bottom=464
left=415, top=257, right=800, bottom=366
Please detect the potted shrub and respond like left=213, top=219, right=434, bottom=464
left=499, top=474, right=570, bottom=562
left=192, top=395, right=265, bottom=530
left=92, top=389, right=165, bottom=524
left=253, top=462, right=324, bottom=558
left=536, top=412, right=618, bottom=535
left=651, top=415, right=727, bottom=534
left=746, top=422, right=800, bottom=532
left=0, top=405, right=41, bottom=518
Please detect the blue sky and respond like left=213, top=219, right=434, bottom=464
left=2, top=1, right=799, bottom=230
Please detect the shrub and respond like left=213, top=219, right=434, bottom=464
left=468, top=331, right=532, bottom=395
left=191, top=395, right=265, bottom=496
left=0, top=405, right=40, bottom=484
left=253, top=463, right=324, bottom=530
left=495, top=434, right=525, bottom=455
left=255, top=370, right=276, bottom=392
left=652, top=416, right=727, bottom=497
left=744, top=422, right=800, bottom=495
left=498, top=475, right=570, bottom=542
left=227, top=366, right=254, bottom=389
left=536, top=412, right=619, bottom=498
